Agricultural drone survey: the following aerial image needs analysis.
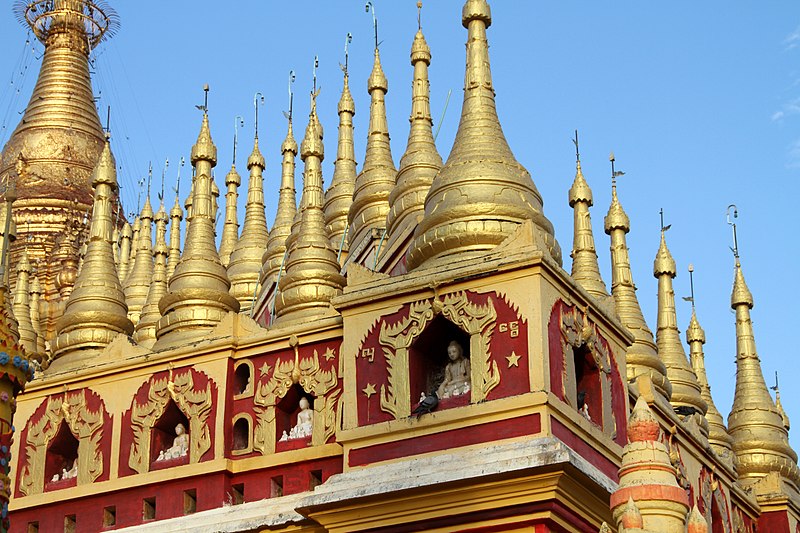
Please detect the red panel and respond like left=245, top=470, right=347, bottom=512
left=548, top=302, right=566, bottom=402
left=550, top=418, right=618, bottom=482
left=348, top=413, right=541, bottom=467
left=759, top=510, right=790, bottom=532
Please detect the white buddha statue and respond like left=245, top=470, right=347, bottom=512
left=436, top=341, right=471, bottom=399
left=279, top=397, right=313, bottom=441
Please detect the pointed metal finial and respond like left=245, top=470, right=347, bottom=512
left=417, top=1, right=423, bottom=30
left=232, top=115, right=245, bottom=166
left=686, top=263, right=696, bottom=308
left=105, top=105, right=111, bottom=135
left=253, top=92, right=264, bottom=139
left=609, top=151, right=625, bottom=189
left=366, top=2, right=378, bottom=50
left=341, top=32, right=353, bottom=76
left=174, top=156, right=185, bottom=198
left=727, top=204, right=739, bottom=259
left=771, top=371, right=780, bottom=393
left=286, top=70, right=296, bottom=123
left=572, top=130, right=580, bottom=162
left=146, top=162, right=153, bottom=199
left=203, top=84, right=209, bottom=112
left=659, top=208, right=671, bottom=233
left=160, top=158, right=168, bottom=202
left=312, top=55, right=319, bottom=95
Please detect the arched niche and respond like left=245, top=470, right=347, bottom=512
left=409, top=315, right=470, bottom=405
left=573, top=343, right=602, bottom=425
left=231, top=414, right=252, bottom=455
left=45, top=421, right=78, bottom=487
left=233, top=360, right=254, bottom=399
left=275, top=384, right=314, bottom=450
left=150, top=400, right=190, bottom=467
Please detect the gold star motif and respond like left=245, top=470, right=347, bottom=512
left=259, top=362, right=271, bottom=378
left=362, top=383, right=376, bottom=399
left=506, top=351, right=521, bottom=368
left=323, top=347, right=336, bottom=361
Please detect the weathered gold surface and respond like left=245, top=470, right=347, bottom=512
left=568, top=161, right=609, bottom=301
left=727, top=258, right=800, bottom=488
left=383, top=27, right=443, bottom=261
left=228, top=137, right=269, bottom=312
left=604, top=184, right=671, bottom=399
left=347, top=49, right=396, bottom=252
left=653, top=232, right=707, bottom=426
left=686, top=309, right=735, bottom=468
left=123, top=197, right=154, bottom=325
left=274, top=97, right=345, bottom=325
left=407, top=1, right=561, bottom=270
left=51, top=139, right=132, bottom=367
left=323, top=73, right=357, bottom=261
left=134, top=200, right=168, bottom=348
left=219, top=164, right=241, bottom=268
left=13, top=252, right=37, bottom=357
left=166, top=196, right=183, bottom=281
left=261, top=119, right=298, bottom=288
left=154, top=114, right=240, bottom=350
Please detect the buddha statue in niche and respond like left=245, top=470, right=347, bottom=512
left=436, top=340, right=471, bottom=399
left=279, top=396, right=313, bottom=441
left=157, top=423, right=189, bottom=461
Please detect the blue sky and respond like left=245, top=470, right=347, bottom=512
left=0, top=1, right=799, bottom=449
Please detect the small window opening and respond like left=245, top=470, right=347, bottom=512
left=143, top=497, right=156, bottom=521
left=183, top=489, right=197, bottom=515
left=309, top=469, right=323, bottom=490
left=103, top=506, right=116, bottom=527
left=27, top=522, right=39, bottom=533
left=231, top=482, right=244, bottom=505
left=232, top=417, right=250, bottom=452
left=234, top=362, right=252, bottom=396
left=270, top=475, right=283, bottom=498
left=63, top=515, right=76, bottom=533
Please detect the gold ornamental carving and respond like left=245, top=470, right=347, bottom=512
left=559, top=306, right=611, bottom=379
left=253, top=341, right=340, bottom=455
left=20, top=390, right=104, bottom=496
left=128, top=367, right=213, bottom=474
left=376, top=292, right=499, bottom=420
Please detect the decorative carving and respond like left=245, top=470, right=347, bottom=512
left=253, top=344, right=340, bottom=455
left=560, top=306, right=611, bottom=375
left=19, top=390, right=105, bottom=496
left=128, top=367, right=213, bottom=474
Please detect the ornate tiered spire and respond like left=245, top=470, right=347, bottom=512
left=274, top=93, right=344, bottom=325
left=261, top=110, right=298, bottom=288
left=29, top=275, right=45, bottom=354
left=166, top=194, right=183, bottom=281
left=727, top=256, right=800, bottom=487
left=603, top=164, right=671, bottom=399
left=348, top=39, right=397, bottom=252
left=123, top=194, right=154, bottom=325
left=384, top=16, right=443, bottom=263
left=154, top=108, right=240, bottom=350
left=128, top=215, right=141, bottom=281
left=407, top=0, right=561, bottom=271
left=218, top=165, right=241, bottom=268
left=118, top=221, right=133, bottom=283
left=324, top=55, right=357, bottom=262
left=134, top=200, right=168, bottom=348
left=12, top=251, right=37, bottom=357
left=685, top=282, right=734, bottom=467
left=51, top=137, right=132, bottom=367
left=228, top=131, right=269, bottom=312
left=568, top=136, right=609, bottom=301
left=653, top=226, right=707, bottom=426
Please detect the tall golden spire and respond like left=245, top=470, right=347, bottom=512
left=133, top=200, right=168, bottom=348
left=323, top=62, right=357, bottom=261
left=347, top=45, right=397, bottom=252
left=261, top=116, right=298, bottom=288
left=218, top=165, right=241, bottom=268
left=728, top=256, right=800, bottom=487
left=127, top=216, right=141, bottom=282
left=123, top=194, right=154, bottom=325
left=274, top=94, right=344, bottom=325
left=51, top=137, right=133, bottom=367
left=568, top=137, right=609, bottom=301
left=228, top=135, right=269, bottom=312
left=407, top=1, right=561, bottom=271
left=685, top=286, right=735, bottom=467
left=603, top=162, right=671, bottom=399
left=154, top=109, right=240, bottom=350
left=29, top=275, right=45, bottom=354
left=117, top=221, right=133, bottom=283
left=653, top=227, right=707, bottom=425
left=384, top=18, right=443, bottom=260
left=12, top=251, right=37, bottom=357
left=111, top=225, right=120, bottom=271
left=0, top=196, right=19, bottom=346
left=2, top=1, right=118, bottom=302
left=166, top=195, right=183, bottom=281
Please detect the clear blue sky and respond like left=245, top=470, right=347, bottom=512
left=0, top=1, right=798, bottom=449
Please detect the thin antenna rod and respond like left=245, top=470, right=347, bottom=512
left=609, top=152, right=625, bottom=190
left=287, top=70, right=296, bottom=122
left=147, top=162, right=153, bottom=199
left=232, top=115, right=244, bottom=166
left=343, top=32, right=353, bottom=76
left=312, top=55, right=319, bottom=95
left=688, top=263, right=695, bottom=309
left=726, top=204, right=739, bottom=259
left=175, top=156, right=185, bottom=198
left=771, top=371, right=780, bottom=392
left=203, top=84, right=209, bottom=112
left=366, top=2, right=378, bottom=50
left=105, top=105, right=111, bottom=134
left=433, top=89, right=452, bottom=142
left=160, top=158, right=168, bottom=202
left=572, top=130, right=580, bottom=162
left=253, top=92, right=264, bottom=139
left=660, top=208, right=664, bottom=232
left=417, top=1, right=422, bottom=30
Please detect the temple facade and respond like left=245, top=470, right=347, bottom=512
left=0, top=1, right=797, bottom=532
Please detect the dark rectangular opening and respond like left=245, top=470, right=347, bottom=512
left=309, top=469, right=323, bottom=490
left=63, top=514, right=76, bottom=533
left=270, top=475, right=283, bottom=498
left=231, top=482, right=244, bottom=505
left=183, top=488, right=197, bottom=515
left=103, top=506, right=116, bottom=527
left=27, top=522, right=39, bottom=533
left=143, top=497, right=156, bottom=521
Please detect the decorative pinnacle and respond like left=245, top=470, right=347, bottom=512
left=254, top=92, right=265, bottom=140
left=286, top=70, right=296, bottom=123
left=727, top=204, right=739, bottom=259
left=417, top=1, right=423, bottom=30
left=232, top=115, right=244, bottom=166
left=14, top=0, right=120, bottom=48
left=366, top=2, right=379, bottom=50
left=462, top=0, right=491, bottom=28
left=604, top=152, right=629, bottom=233
left=341, top=33, right=353, bottom=76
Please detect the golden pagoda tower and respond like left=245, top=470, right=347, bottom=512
left=407, top=0, right=561, bottom=271
left=28, top=275, right=45, bottom=354
left=347, top=38, right=397, bottom=253
left=727, top=256, right=800, bottom=488
left=154, top=110, right=240, bottom=350
left=117, top=221, right=133, bottom=283
left=653, top=228, right=707, bottom=427
left=382, top=10, right=443, bottom=267
left=133, top=200, right=168, bottom=348
left=11, top=252, right=37, bottom=358
left=1, top=1, right=118, bottom=319
left=219, top=163, right=241, bottom=269
left=122, top=194, right=154, bottom=325
left=261, top=116, right=298, bottom=289
left=604, top=173, right=671, bottom=399
left=228, top=131, right=269, bottom=312
left=273, top=94, right=344, bottom=325
left=51, top=137, right=133, bottom=369
left=568, top=141, right=609, bottom=302
left=323, top=64, right=357, bottom=262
